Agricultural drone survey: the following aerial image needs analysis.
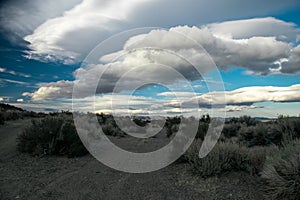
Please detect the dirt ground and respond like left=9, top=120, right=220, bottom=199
left=0, top=119, right=264, bottom=200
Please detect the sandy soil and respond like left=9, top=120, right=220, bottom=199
left=0, top=119, right=264, bottom=200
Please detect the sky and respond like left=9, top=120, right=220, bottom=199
left=0, top=0, right=300, bottom=118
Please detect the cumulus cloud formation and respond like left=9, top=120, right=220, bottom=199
left=20, top=0, right=300, bottom=60
left=22, top=80, right=73, bottom=101
left=123, top=23, right=298, bottom=74
left=281, top=44, right=300, bottom=73
left=24, top=17, right=300, bottom=103
left=23, top=0, right=150, bottom=64
left=1, top=0, right=299, bottom=117
left=18, top=1, right=300, bottom=108
left=20, top=0, right=300, bottom=66
left=25, top=17, right=300, bottom=73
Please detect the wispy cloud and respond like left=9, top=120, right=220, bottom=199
left=0, top=67, right=31, bottom=78
left=0, top=78, right=28, bottom=85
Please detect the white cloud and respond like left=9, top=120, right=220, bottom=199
left=0, top=67, right=31, bottom=78
left=224, top=105, right=263, bottom=112
left=69, top=94, right=171, bottom=115
left=19, top=0, right=300, bottom=67
left=3, top=0, right=300, bottom=43
left=0, top=78, right=28, bottom=85
left=25, top=18, right=300, bottom=102
left=173, top=84, right=300, bottom=108
left=25, top=82, right=300, bottom=117
left=0, top=97, right=3, bottom=102
left=24, top=17, right=300, bottom=74
left=281, top=45, right=300, bottom=73
left=207, top=17, right=299, bottom=42
left=124, top=25, right=295, bottom=74
left=22, top=80, right=73, bottom=101
left=16, top=99, right=24, bottom=102
left=23, top=0, right=151, bottom=64
left=70, top=21, right=299, bottom=98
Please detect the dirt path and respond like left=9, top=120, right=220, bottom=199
left=0, top=119, right=32, bottom=161
left=0, top=119, right=264, bottom=200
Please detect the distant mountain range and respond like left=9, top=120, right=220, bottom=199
left=225, top=117, right=277, bottom=121
left=253, top=117, right=277, bottom=121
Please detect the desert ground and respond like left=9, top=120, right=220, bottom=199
left=0, top=118, right=265, bottom=200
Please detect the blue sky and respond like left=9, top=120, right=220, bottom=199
left=0, top=0, right=300, bottom=117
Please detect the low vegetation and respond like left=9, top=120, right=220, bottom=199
left=0, top=103, right=47, bottom=125
left=97, top=113, right=126, bottom=137
left=180, top=115, right=300, bottom=200
left=17, top=114, right=88, bottom=157
left=14, top=107, right=300, bottom=199
left=184, top=140, right=270, bottom=177
left=261, top=140, right=300, bottom=200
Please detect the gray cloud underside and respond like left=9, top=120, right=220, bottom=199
left=0, top=0, right=82, bottom=42
left=23, top=16, right=300, bottom=74
left=11, top=0, right=298, bottom=71
left=24, top=17, right=300, bottom=101
left=4, top=0, right=299, bottom=109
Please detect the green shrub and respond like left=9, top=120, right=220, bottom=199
left=261, top=140, right=300, bottom=199
left=0, top=113, right=4, bottom=125
left=101, top=123, right=125, bottom=136
left=238, top=124, right=271, bottom=147
left=238, top=125, right=255, bottom=145
left=195, top=122, right=209, bottom=140
left=17, top=115, right=88, bottom=157
left=238, top=115, right=257, bottom=126
left=98, top=115, right=125, bottom=137
left=247, top=147, right=269, bottom=175
left=165, top=116, right=181, bottom=137
left=185, top=140, right=267, bottom=177
left=223, top=116, right=300, bottom=147
left=251, top=124, right=271, bottom=146
left=272, top=117, right=300, bottom=144
left=222, top=123, right=240, bottom=138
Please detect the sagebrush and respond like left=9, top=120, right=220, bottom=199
left=17, top=114, right=88, bottom=157
left=261, top=140, right=300, bottom=200
left=185, top=140, right=270, bottom=177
